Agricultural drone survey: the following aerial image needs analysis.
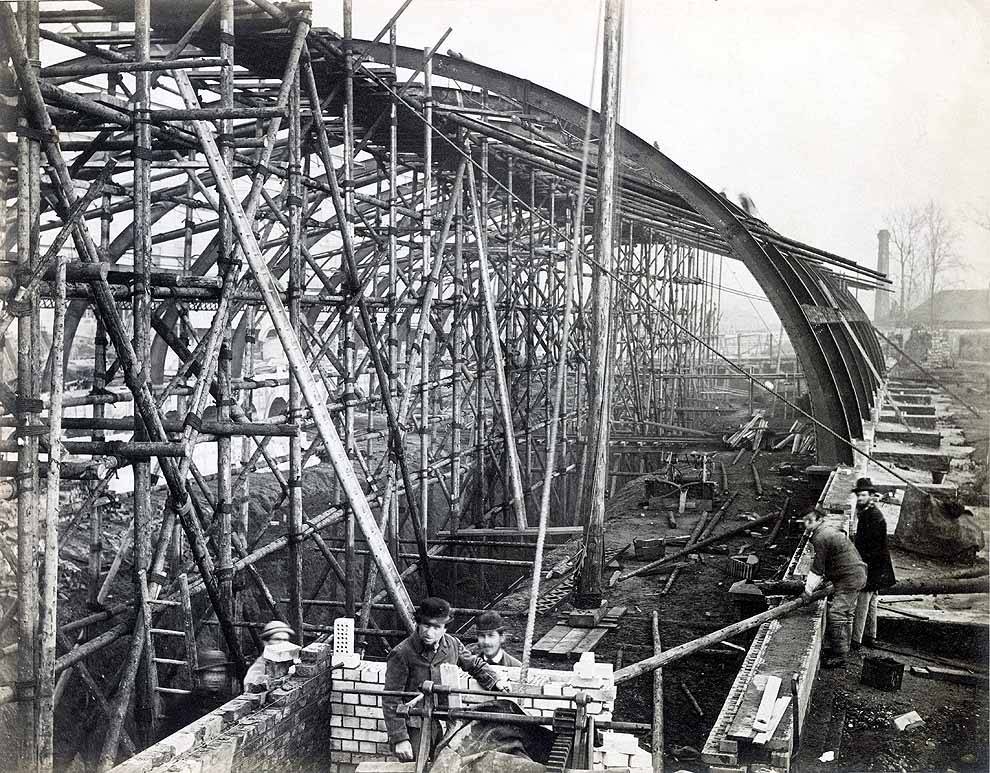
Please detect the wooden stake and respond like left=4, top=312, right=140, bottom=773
left=651, top=611, right=664, bottom=772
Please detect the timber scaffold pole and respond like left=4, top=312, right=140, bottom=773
left=0, top=1, right=887, bottom=770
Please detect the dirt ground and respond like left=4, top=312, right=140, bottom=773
left=496, top=433, right=821, bottom=771
left=794, top=364, right=990, bottom=773
left=794, top=620, right=989, bottom=773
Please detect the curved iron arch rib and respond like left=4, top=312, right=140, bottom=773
left=346, top=39, right=877, bottom=463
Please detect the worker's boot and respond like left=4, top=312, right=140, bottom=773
left=822, top=623, right=851, bottom=669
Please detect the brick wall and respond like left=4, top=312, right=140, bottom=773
left=109, top=637, right=338, bottom=773
left=328, top=652, right=653, bottom=772
left=111, top=627, right=651, bottom=773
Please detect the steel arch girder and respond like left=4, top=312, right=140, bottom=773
left=780, top=248, right=869, bottom=432
left=350, top=42, right=860, bottom=463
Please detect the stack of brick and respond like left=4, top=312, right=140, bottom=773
left=922, top=329, right=952, bottom=368
left=329, top=650, right=651, bottom=773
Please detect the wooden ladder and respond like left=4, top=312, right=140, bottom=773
left=141, top=572, right=199, bottom=710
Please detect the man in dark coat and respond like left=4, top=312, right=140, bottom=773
left=383, top=597, right=509, bottom=763
left=851, top=478, right=895, bottom=648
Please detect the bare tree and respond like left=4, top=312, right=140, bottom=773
left=964, top=198, right=990, bottom=234
left=919, top=200, right=959, bottom=328
left=885, top=206, right=923, bottom=321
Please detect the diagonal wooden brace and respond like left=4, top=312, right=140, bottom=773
left=172, top=67, right=416, bottom=632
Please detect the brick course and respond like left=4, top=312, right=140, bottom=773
left=110, top=626, right=646, bottom=773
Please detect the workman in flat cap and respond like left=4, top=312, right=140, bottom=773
left=800, top=506, right=867, bottom=668
left=243, top=620, right=296, bottom=691
left=383, top=597, right=510, bottom=762
left=473, top=610, right=522, bottom=667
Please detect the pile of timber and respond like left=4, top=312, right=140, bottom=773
left=771, top=421, right=816, bottom=455
left=725, top=412, right=768, bottom=450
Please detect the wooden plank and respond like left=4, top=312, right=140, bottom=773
left=549, top=627, right=590, bottom=655
left=752, top=675, right=781, bottom=732
left=437, top=527, right=583, bottom=538
left=754, top=697, right=791, bottom=745
left=533, top=625, right=570, bottom=654
left=572, top=627, right=610, bottom=654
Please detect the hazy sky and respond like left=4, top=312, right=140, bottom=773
left=318, top=1, right=990, bottom=327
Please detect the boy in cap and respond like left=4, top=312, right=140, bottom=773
left=474, top=611, right=522, bottom=667
left=851, top=478, right=895, bottom=649
left=800, top=506, right=867, bottom=668
left=383, top=597, right=509, bottom=762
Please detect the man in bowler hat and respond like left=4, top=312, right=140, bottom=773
left=474, top=611, right=522, bottom=667
left=851, top=477, right=895, bottom=648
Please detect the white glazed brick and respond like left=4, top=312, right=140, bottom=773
left=602, top=750, right=631, bottom=767
left=333, top=679, right=355, bottom=691
left=629, top=750, right=652, bottom=768
left=353, top=728, right=388, bottom=744
left=361, top=662, right=386, bottom=682
left=334, top=618, right=355, bottom=655
left=602, top=731, right=641, bottom=754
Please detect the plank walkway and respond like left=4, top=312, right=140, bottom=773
left=533, top=607, right=627, bottom=659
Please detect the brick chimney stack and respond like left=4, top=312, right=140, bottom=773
left=876, top=229, right=891, bottom=322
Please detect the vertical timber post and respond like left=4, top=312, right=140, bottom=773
left=342, top=0, right=357, bottom=620
left=574, top=0, right=623, bottom=610
left=131, top=0, right=156, bottom=743
left=287, top=63, right=305, bottom=644
left=420, top=46, right=433, bottom=549
left=15, top=1, right=40, bottom=764
left=217, top=0, right=236, bottom=667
